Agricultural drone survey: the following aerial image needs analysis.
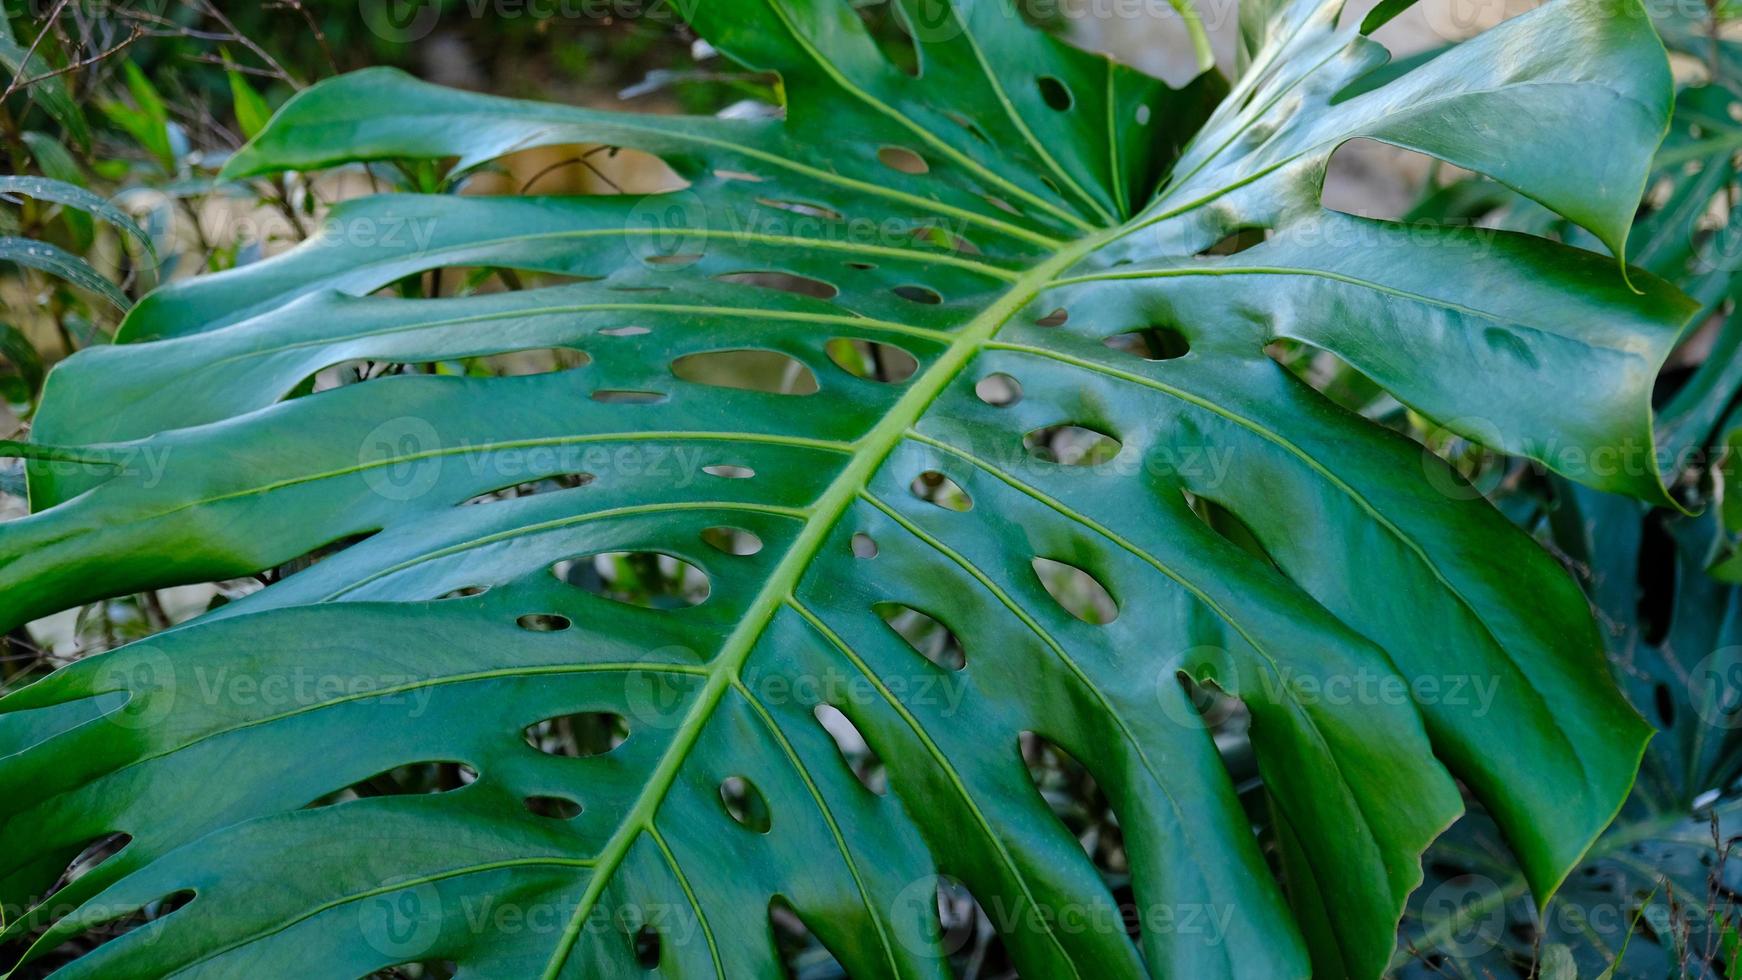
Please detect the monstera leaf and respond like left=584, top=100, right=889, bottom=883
left=1398, top=486, right=1742, bottom=978
left=0, top=0, right=1695, bottom=976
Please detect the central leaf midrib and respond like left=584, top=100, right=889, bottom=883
left=539, top=221, right=1120, bottom=978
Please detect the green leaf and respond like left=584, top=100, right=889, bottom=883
left=0, top=235, right=127, bottom=310
left=227, top=68, right=273, bottom=141
left=0, top=32, right=91, bottom=149
left=0, top=321, right=44, bottom=412
left=1714, top=429, right=1742, bottom=581
left=0, top=175, right=155, bottom=259
left=20, top=132, right=93, bottom=252
left=1398, top=487, right=1742, bottom=979
left=0, top=0, right=1691, bottom=977
left=97, top=61, right=175, bottom=173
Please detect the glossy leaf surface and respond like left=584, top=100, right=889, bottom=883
left=0, top=0, right=1692, bottom=977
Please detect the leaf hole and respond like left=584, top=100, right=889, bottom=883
left=1037, top=75, right=1073, bottom=111
left=1020, top=732, right=1129, bottom=876
left=984, top=194, right=1022, bottom=216
left=892, top=284, right=942, bottom=305
left=1104, top=326, right=1189, bottom=360
left=438, top=586, right=489, bottom=599
left=909, top=470, right=972, bottom=511
left=753, top=197, right=843, bottom=220
left=461, top=472, right=593, bottom=505
left=1196, top=227, right=1269, bottom=256
left=267, top=531, right=378, bottom=584
left=948, top=111, right=992, bottom=144
left=671, top=348, right=820, bottom=395
left=633, top=924, right=662, bottom=968
left=517, top=613, right=572, bottom=632
left=825, top=338, right=919, bottom=383
left=715, top=270, right=839, bottom=300
left=33, top=889, right=196, bottom=964
left=552, top=552, right=711, bottom=608
left=851, top=532, right=879, bottom=559
left=642, top=252, right=702, bottom=267
left=929, top=877, right=1006, bottom=965
left=1023, top=424, right=1122, bottom=466
left=814, top=703, right=888, bottom=795
left=911, top=224, right=981, bottom=254
left=306, top=762, right=479, bottom=808
left=1185, top=492, right=1280, bottom=572
left=523, top=795, right=582, bottom=819
left=768, top=896, right=848, bottom=978
left=310, top=348, right=591, bottom=391
left=50, top=833, right=132, bottom=894
left=719, top=775, right=773, bottom=833
left=1654, top=682, right=1675, bottom=728
left=1035, top=307, right=1069, bottom=327
left=701, top=525, right=763, bottom=556
left=591, top=389, right=666, bottom=404
left=862, top=0, right=921, bottom=75
left=377, top=961, right=457, bottom=979
left=1638, top=512, right=1677, bottom=645
left=1032, top=557, right=1118, bottom=624
left=877, top=145, right=929, bottom=175
left=875, top=602, right=966, bottom=671
left=703, top=463, right=755, bottom=479
left=523, top=711, right=630, bottom=758
left=1264, top=339, right=1382, bottom=416
left=975, top=372, right=1023, bottom=407
left=1322, top=139, right=1436, bottom=221
left=599, top=325, right=651, bottom=337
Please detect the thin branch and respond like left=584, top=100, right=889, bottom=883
left=0, top=0, right=71, bottom=103
left=2, top=27, right=142, bottom=96
left=192, top=0, right=301, bottom=88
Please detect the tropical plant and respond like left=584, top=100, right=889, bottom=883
left=0, top=0, right=1699, bottom=977
left=1397, top=486, right=1742, bottom=978
left=1371, top=16, right=1742, bottom=968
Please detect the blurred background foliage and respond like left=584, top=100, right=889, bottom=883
left=5, top=0, right=1742, bottom=977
